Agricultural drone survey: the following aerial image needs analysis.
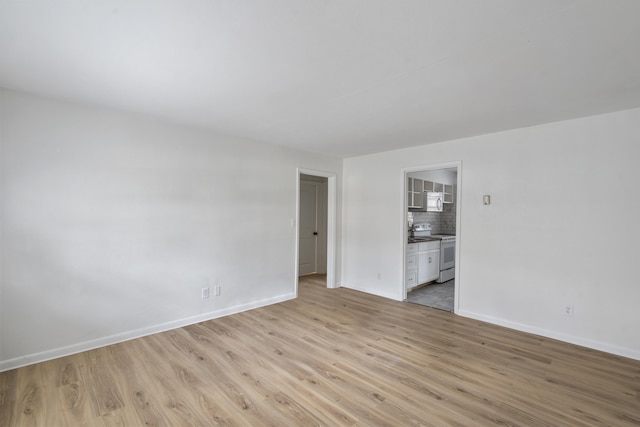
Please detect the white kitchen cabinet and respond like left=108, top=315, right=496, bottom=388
left=407, top=177, right=424, bottom=209
left=443, top=184, right=454, bottom=204
left=407, top=241, right=440, bottom=290
left=423, top=180, right=453, bottom=204
left=406, top=243, right=418, bottom=288
left=406, top=269, right=417, bottom=288
left=424, top=180, right=444, bottom=193
left=418, top=241, right=440, bottom=284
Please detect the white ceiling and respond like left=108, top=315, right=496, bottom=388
left=2, top=1, right=640, bottom=158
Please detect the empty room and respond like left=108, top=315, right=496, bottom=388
left=1, top=1, right=639, bottom=425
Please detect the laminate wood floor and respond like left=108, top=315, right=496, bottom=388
left=1, top=275, right=639, bottom=426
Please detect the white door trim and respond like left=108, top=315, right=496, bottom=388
left=296, top=168, right=338, bottom=292
left=401, top=161, right=462, bottom=314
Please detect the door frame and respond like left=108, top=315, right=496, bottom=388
left=402, top=161, right=462, bottom=314
left=296, top=168, right=338, bottom=293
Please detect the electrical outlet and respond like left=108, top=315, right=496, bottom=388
left=564, top=305, right=574, bottom=316
left=201, top=287, right=209, bottom=299
left=214, top=285, right=221, bottom=296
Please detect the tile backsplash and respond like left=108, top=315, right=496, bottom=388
left=408, top=185, right=457, bottom=235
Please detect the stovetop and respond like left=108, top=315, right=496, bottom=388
left=430, top=234, right=456, bottom=242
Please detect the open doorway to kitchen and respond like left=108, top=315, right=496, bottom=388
left=296, top=169, right=337, bottom=294
left=403, top=162, right=461, bottom=313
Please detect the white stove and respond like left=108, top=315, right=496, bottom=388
left=411, top=222, right=434, bottom=238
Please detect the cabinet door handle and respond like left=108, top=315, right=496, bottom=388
left=428, top=257, right=432, bottom=263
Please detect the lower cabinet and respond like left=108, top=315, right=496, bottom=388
left=406, top=241, right=441, bottom=290
left=418, top=242, right=440, bottom=284
left=406, top=244, right=418, bottom=289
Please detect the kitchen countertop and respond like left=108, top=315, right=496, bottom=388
left=408, top=237, right=440, bottom=243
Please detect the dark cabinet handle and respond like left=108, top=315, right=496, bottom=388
left=313, top=232, right=318, bottom=235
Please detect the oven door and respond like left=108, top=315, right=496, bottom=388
left=440, top=240, right=455, bottom=270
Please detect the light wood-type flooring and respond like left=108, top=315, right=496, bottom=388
left=1, top=275, right=639, bottom=426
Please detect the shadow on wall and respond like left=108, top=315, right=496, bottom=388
left=2, top=228, right=201, bottom=361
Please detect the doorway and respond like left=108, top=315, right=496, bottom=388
left=296, top=169, right=337, bottom=292
left=403, top=163, right=461, bottom=313
left=299, top=175, right=327, bottom=276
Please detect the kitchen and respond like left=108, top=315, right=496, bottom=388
left=405, top=167, right=457, bottom=311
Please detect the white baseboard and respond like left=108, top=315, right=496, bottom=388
left=457, top=309, right=640, bottom=361
left=339, top=282, right=403, bottom=301
left=0, top=292, right=296, bottom=372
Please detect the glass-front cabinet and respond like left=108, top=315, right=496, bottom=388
left=443, top=184, right=454, bottom=203
left=407, top=177, right=424, bottom=209
left=422, top=180, right=453, bottom=204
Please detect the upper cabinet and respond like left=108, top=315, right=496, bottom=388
left=407, top=177, right=424, bottom=209
left=422, top=180, right=454, bottom=204
left=443, top=184, right=454, bottom=204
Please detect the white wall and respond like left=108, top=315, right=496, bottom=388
left=0, top=89, right=342, bottom=370
left=342, top=108, right=640, bottom=360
